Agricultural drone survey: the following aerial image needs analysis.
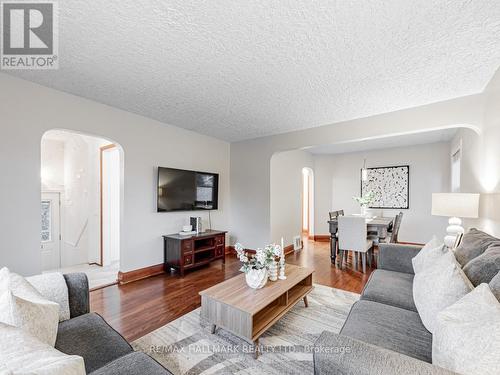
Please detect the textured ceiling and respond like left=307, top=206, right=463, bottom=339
left=7, top=1, right=500, bottom=142
left=305, top=128, right=457, bottom=155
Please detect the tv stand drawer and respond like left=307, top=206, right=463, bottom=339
left=182, top=240, right=193, bottom=253
left=216, top=236, right=224, bottom=245
left=215, top=245, right=224, bottom=257
left=183, top=254, right=193, bottom=266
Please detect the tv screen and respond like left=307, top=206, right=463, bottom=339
left=157, top=167, right=219, bottom=212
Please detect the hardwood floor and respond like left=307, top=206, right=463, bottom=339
left=90, top=238, right=376, bottom=341
left=287, top=237, right=376, bottom=293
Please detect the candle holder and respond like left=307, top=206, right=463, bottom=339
left=278, top=255, right=287, bottom=280
left=268, top=260, right=278, bottom=281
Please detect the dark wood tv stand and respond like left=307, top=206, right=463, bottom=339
left=163, top=230, right=227, bottom=277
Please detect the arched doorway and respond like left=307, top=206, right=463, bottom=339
left=40, top=129, right=124, bottom=289
left=302, top=167, right=314, bottom=237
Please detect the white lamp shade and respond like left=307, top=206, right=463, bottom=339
left=432, top=193, right=480, bottom=218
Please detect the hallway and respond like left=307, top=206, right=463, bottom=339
left=46, top=261, right=119, bottom=290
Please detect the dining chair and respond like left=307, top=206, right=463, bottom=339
left=389, top=212, right=403, bottom=243
left=328, top=210, right=344, bottom=220
left=338, top=216, right=374, bottom=273
left=328, top=210, right=344, bottom=263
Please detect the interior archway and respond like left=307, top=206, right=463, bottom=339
left=302, top=167, right=315, bottom=237
left=40, top=129, right=124, bottom=289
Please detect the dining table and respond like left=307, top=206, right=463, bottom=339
left=327, top=215, right=394, bottom=265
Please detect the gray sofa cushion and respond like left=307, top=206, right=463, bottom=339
left=454, top=228, right=500, bottom=267
left=56, top=313, right=133, bottom=373
left=63, top=273, right=89, bottom=318
left=378, top=244, right=422, bottom=274
left=313, top=331, right=455, bottom=375
left=89, top=352, right=170, bottom=375
left=463, top=245, right=500, bottom=286
left=361, top=269, right=417, bottom=312
left=341, top=300, right=432, bottom=363
left=490, top=271, right=500, bottom=302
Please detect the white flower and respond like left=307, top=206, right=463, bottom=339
left=255, top=248, right=266, bottom=265
left=273, top=245, right=282, bottom=257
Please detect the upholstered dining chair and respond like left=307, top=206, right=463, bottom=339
left=338, top=216, right=374, bottom=273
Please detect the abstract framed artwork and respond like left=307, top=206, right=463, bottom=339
left=361, top=165, right=409, bottom=209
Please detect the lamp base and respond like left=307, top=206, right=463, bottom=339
left=444, top=217, right=464, bottom=249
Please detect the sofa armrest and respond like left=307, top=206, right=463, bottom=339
left=314, top=331, right=455, bottom=375
left=378, top=243, right=422, bottom=274
left=63, top=273, right=90, bottom=318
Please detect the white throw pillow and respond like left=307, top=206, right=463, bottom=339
left=412, top=236, right=445, bottom=274
left=0, top=268, right=59, bottom=346
left=433, top=284, right=500, bottom=375
left=413, top=252, right=473, bottom=333
left=27, top=273, right=71, bottom=322
left=0, top=322, right=85, bottom=375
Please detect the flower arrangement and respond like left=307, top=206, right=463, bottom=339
left=235, top=243, right=283, bottom=289
left=353, top=191, right=375, bottom=206
left=234, top=243, right=282, bottom=273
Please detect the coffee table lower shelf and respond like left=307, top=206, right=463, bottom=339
left=200, top=266, right=314, bottom=359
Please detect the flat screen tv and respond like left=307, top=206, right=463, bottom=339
left=157, top=167, right=219, bottom=212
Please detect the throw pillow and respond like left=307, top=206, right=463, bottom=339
left=413, top=251, right=473, bottom=333
left=0, top=267, right=59, bottom=346
left=412, top=236, right=445, bottom=274
left=463, top=245, right=500, bottom=286
left=454, top=228, right=500, bottom=267
left=433, top=283, right=500, bottom=375
left=0, top=322, right=85, bottom=375
left=27, top=272, right=71, bottom=322
left=490, top=271, right=500, bottom=302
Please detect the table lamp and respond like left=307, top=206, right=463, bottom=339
left=431, top=193, right=480, bottom=248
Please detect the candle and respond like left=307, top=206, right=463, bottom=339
left=279, top=236, right=287, bottom=280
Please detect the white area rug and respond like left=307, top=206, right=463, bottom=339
left=133, top=284, right=359, bottom=375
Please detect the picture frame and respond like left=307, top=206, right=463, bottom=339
left=361, top=165, right=409, bottom=209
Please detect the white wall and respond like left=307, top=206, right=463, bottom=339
left=313, top=142, right=451, bottom=243
left=453, top=68, right=500, bottom=238
left=0, top=73, right=230, bottom=275
left=270, top=150, right=314, bottom=247
left=231, top=94, right=483, bottom=248
left=41, top=139, right=64, bottom=191
left=102, top=147, right=121, bottom=266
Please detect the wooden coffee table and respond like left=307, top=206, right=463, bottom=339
left=199, top=264, right=314, bottom=358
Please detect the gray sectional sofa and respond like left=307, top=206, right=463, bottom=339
left=57, top=273, right=171, bottom=375
left=314, top=243, right=454, bottom=375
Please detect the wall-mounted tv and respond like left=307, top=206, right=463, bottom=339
left=157, top=167, right=219, bottom=212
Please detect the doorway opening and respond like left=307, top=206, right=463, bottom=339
left=302, top=167, right=314, bottom=237
left=40, top=130, right=123, bottom=289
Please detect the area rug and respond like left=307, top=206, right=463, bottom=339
left=132, top=284, right=359, bottom=375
